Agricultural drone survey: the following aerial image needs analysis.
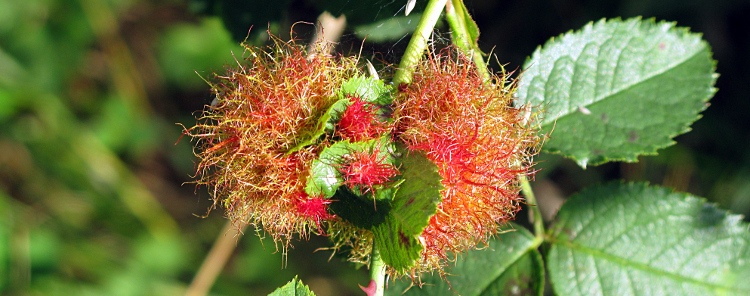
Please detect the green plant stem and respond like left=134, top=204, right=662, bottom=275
left=392, top=0, right=448, bottom=85
left=519, top=174, right=545, bottom=243
left=370, top=243, right=387, bottom=296
left=444, top=0, right=489, bottom=81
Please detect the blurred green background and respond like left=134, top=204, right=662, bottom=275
left=1, top=0, right=748, bottom=295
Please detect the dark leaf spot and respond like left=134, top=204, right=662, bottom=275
left=399, top=231, right=411, bottom=247
left=628, top=131, right=639, bottom=142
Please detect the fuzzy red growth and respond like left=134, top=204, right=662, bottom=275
left=337, top=97, right=389, bottom=141
left=410, top=132, right=476, bottom=184
left=189, top=37, right=361, bottom=247
left=340, top=150, right=398, bottom=193
left=393, top=48, right=538, bottom=273
left=293, top=193, right=334, bottom=231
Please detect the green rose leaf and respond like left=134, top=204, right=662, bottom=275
left=321, top=99, right=351, bottom=132
left=329, top=187, right=390, bottom=229
left=373, top=147, right=443, bottom=273
left=386, top=223, right=544, bottom=296
left=269, top=276, right=316, bottom=296
left=304, top=141, right=347, bottom=198
left=340, top=76, right=393, bottom=106
left=547, top=182, right=750, bottom=296
left=326, top=145, right=442, bottom=272
left=516, top=17, right=717, bottom=168
left=459, top=3, right=480, bottom=45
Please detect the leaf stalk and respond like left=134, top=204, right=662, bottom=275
left=369, top=243, right=387, bottom=296
left=519, top=174, right=546, bottom=243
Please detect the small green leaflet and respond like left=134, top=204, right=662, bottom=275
left=339, top=76, right=393, bottom=106
left=446, top=0, right=481, bottom=54
left=516, top=17, right=716, bottom=167
left=286, top=98, right=349, bottom=154
left=269, top=276, right=316, bottom=296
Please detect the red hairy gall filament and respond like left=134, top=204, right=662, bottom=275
left=337, top=97, right=389, bottom=141
left=293, top=193, right=334, bottom=231
left=340, top=149, right=399, bottom=194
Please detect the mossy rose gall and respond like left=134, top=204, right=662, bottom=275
left=188, top=38, right=360, bottom=244
left=393, top=48, right=539, bottom=273
left=187, top=38, right=539, bottom=277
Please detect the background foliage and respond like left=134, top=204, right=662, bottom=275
left=1, top=0, right=748, bottom=295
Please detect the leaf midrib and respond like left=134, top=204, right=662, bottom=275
left=549, top=237, right=748, bottom=294
left=542, top=35, right=706, bottom=127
